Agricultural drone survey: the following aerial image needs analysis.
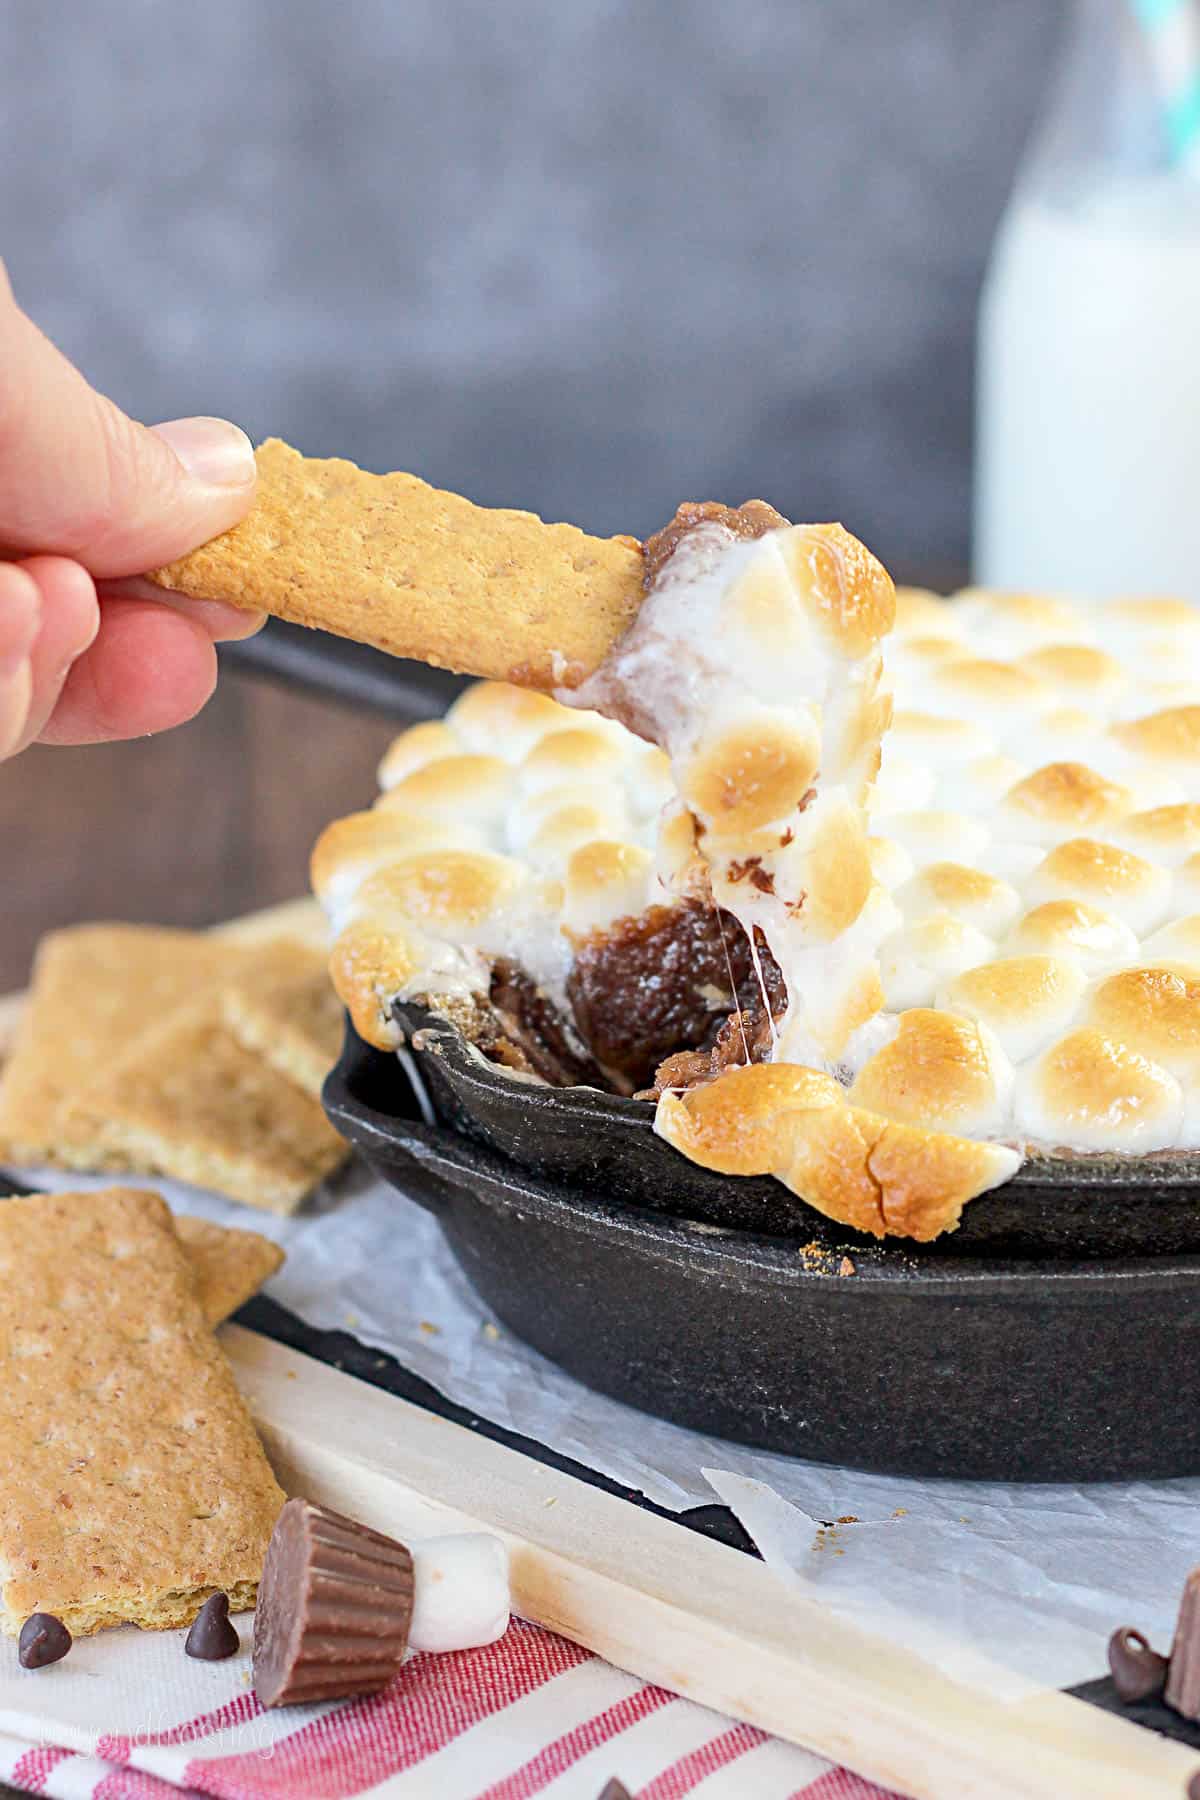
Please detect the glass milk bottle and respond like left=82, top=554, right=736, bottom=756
left=974, top=0, right=1200, bottom=599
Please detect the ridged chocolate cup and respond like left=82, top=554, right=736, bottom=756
left=253, top=1498, right=415, bottom=1708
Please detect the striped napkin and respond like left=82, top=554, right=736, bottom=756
left=0, top=1615, right=905, bottom=1799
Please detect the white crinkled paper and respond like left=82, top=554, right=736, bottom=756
left=11, top=1158, right=1199, bottom=1698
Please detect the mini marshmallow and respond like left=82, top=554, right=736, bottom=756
left=878, top=916, right=996, bottom=1011
left=1013, top=1028, right=1182, bottom=1154
left=849, top=1008, right=1014, bottom=1138
left=879, top=809, right=992, bottom=869
left=1003, top=900, right=1140, bottom=976
left=407, top=1533, right=510, bottom=1654
left=938, top=955, right=1087, bottom=1064
left=992, top=762, right=1134, bottom=848
left=895, top=862, right=1022, bottom=938
left=1024, top=838, right=1172, bottom=938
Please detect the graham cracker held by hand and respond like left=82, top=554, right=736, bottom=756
left=59, top=997, right=347, bottom=1214
left=149, top=439, right=646, bottom=690
left=0, top=1187, right=285, bottom=1636
left=0, top=925, right=255, bottom=1168
left=174, top=1215, right=285, bottom=1323
left=220, top=939, right=344, bottom=1100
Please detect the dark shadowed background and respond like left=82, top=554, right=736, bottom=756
left=0, top=0, right=1064, bottom=573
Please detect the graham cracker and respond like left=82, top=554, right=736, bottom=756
left=149, top=438, right=646, bottom=690
left=60, top=998, right=347, bottom=1214
left=0, top=925, right=253, bottom=1168
left=174, top=1215, right=285, bottom=1324
left=220, top=938, right=344, bottom=1100
left=0, top=1187, right=285, bottom=1636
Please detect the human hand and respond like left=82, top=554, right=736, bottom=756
left=0, top=259, right=263, bottom=759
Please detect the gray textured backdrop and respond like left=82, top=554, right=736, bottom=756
left=0, top=1, right=1064, bottom=572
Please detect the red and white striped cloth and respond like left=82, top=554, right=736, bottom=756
left=0, top=1616, right=907, bottom=1800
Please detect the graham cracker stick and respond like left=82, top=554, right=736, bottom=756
left=0, top=1188, right=285, bottom=1636
left=149, top=439, right=646, bottom=690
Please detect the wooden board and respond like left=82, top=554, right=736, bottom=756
left=224, top=1325, right=1197, bottom=1800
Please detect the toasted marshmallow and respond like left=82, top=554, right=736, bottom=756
left=1024, top=644, right=1126, bottom=714
left=993, top=762, right=1134, bottom=847
left=868, top=834, right=915, bottom=891
left=311, top=810, right=481, bottom=916
left=912, top=657, right=1051, bottom=738
left=519, top=727, right=630, bottom=797
left=1003, top=899, right=1139, bottom=975
left=1086, top=967, right=1200, bottom=1084
left=377, top=721, right=459, bottom=789
left=1109, top=707, right=1200, bottom=799
left=383, top=754, right=514, bottom=827
left=563, top=841, right=654, bottom=937
left=932, top=752, right=1029, bottom=816
left=1013, top=1028, right=1182, bottom=1153
left=446, top=682, right=573, bottom=759
left=350, top=849, right=527, bottom=939
left=879, top=916, right=995, bottom=1010
left=1024, top=838, right=1172, bottom=937
left=1111, top=804, right=1200, bottom=869
left=939, top=955, right=1087, bottom=1062
left=895, top=862, right=1022, bottom=937
left=849, top=1008, right=1013, bottom=1137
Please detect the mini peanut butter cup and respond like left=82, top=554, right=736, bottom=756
left=253, top=1498, right=414, bottom=1708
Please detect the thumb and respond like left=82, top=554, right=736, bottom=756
left=0, top=261, right=256, bottom=579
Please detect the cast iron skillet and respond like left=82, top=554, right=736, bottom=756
left=325, top=1016, right=1200, bottom=1482
left=392, top=999, right=1200, bottom=1261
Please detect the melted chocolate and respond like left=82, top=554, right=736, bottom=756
left=642, top=499, right=790, bottom=588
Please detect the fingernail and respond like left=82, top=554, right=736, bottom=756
left=0, top=570, right=41, bottom=676
left=152, top=417, right=256, bottom=488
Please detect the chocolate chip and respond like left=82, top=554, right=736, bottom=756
left=18, top=1613, right=71, bottom=1669
left=185, top=1592, right=240, bottom=1661
left=596, top=1782, right=633, bottom=1800
left=1107, top=1626, right=1168, bottom=1702
left=1189, top=1772, right=1200, bottom=1800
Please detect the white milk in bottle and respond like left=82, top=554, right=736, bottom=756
left=973, top=0, right=1200, bottom=600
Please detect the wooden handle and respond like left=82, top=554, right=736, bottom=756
left=223, top=1325, right=1197, bottom=1800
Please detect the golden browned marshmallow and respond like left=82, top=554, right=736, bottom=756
left=895, top=861, right=1021, bottom=937
left=774, top=521, right=897, bottom=659
left=378, top=753, right=514, bottom=824
left=1013, top=1027, right=1182, bottom=1153
left=1025, top=644, right=1126, bottom=711
left=1115, top=702, right=1200, bottom=774
left=523, top=800, right=631, bottom=870
left=848, top=1007, right=1013, bottom=1137
left=655, top=1061, right=1018, bottom=1241
left=377, top=721, right=459, bottom=789
left=774, top=803, right=874, bottom=943
left=518, top=726, right=630, bottom=796
left=918, top=656, right=1050, bottom=721
left=353, top=849, right=526, bottom=937
left=562, top=840, right=654, bottom=936
left=994, top=762, right=1134, bottom=847
left=1025, top=837, right=1172, bottom=936
left=1086, top=967, right=1200, bottom=1082
left=938, top=955, right=1087, bottom=1062
left=1003, top=899, right=1138, bottom=973
left=679, top=711, right=821, bottom=839
left=447, top=681, right=575, bottom=757
left=328, top=914, right=424, bottom=1049
left=311, top=810, right=477, bottom=911
left=1113, top=804, right=1200, bottom=869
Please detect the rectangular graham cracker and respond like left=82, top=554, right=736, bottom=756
left=60, top=998, right=347, bottom=1214
left=174, top=1215, right=285, bottom=1324
left=0, top=925, right=255, bottom=1168
left=149, top=438, right=646, bottom=690
left=220, top=938, right=344, bottom=1100
left=0, top=1187, right=285, bottom=1635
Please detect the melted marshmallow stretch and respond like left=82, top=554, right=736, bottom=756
left=566, top=518, right=898, bottom=1071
